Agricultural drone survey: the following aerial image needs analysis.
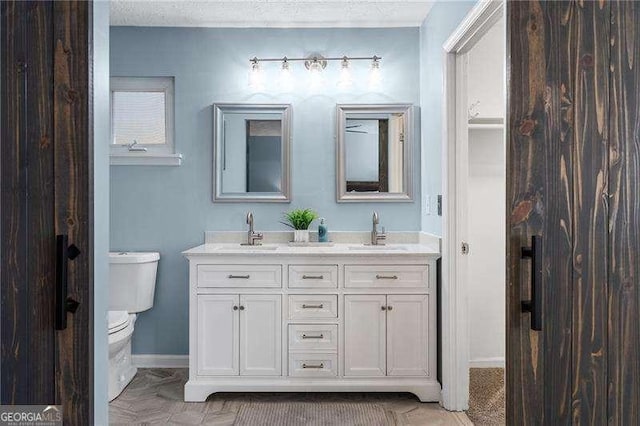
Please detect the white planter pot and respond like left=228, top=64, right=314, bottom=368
left=293, top=229, right=310, bottom=243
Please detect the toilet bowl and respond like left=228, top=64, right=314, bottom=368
left=108, top=252, right=159, bottom=401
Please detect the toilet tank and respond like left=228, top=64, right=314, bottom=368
left=109, top=252, right=159, bottom=313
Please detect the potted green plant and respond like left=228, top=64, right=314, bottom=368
left=281, top=208, right=319, bottom=243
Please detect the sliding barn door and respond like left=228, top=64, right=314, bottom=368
left=507, top=1, right=639, bottom=424
left=1, top=2, right=94, bottom=424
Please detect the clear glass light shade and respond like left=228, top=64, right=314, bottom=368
left=369, top=58, right=382, bottom=88
left=279, top=60, right=294, bottom=91
left=248, top=61, right=264, bottom=89
left=338, top=59, right=353, bottom=89
left=308, top=60, right=325, bottom=89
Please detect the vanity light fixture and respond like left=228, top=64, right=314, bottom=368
left=248, top=54, right=381, bottom=88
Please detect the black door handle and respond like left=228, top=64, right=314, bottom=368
left=521, top=235, right=542, bottom=331
left=55, top=234, right=81, bottom=330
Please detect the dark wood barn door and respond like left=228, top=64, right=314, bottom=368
left=1, top=1, right=94, bottom=424
left=507, top=1, right=639, bottom=424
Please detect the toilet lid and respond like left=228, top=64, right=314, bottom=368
left=108, top=311, right=130, bottom=334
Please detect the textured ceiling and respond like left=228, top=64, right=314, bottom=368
left=110, top=0, right=435, bottom=28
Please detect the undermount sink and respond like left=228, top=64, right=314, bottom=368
left=347, top=245, right=408, bottom=251
left=237, top=245, right=278, bottom=250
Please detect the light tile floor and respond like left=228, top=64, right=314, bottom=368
left=109, top=369, right=473, bottom=425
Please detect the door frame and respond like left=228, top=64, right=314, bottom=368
left=440, top=0, right=504, bottom=411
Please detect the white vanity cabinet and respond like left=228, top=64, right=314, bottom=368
left=196, top=294, right=281, bottom=377
left=344, top=294, right=429, bottom=377
left=184, top=244, right=440, bottom=402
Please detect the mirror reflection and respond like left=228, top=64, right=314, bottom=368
left=337, top=105, right=413, bottom=202
left=345, top=115, right=405, bottom=193
left=213, top=104, right=291, bottom=202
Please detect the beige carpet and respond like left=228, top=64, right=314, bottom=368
left=235, top=402, right=391, bottom=426
left=466, top=368, right=505, bottom=425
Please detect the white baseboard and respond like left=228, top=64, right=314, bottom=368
left=469, top=357, right=505, bottom=368
left=132, top=354, right=188, bottom=368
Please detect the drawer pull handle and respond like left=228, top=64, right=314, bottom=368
left=376, top=274, right=398, bottom=280
left=302, top=333, right=324, bottom=339
left=228, top=274, right=250, bottom=279
left=302, top=275, right=324, bottom=280
left=302, top=363, right=325, bottom=369
left=302, top=304, right=324, bottom=309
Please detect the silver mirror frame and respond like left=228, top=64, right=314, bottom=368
left=213, top=103, right=292, bottom=203
left=336, top=104, right=414, bottom=202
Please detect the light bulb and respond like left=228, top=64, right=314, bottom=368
left=279, top=58, right=294, bottom=91
left=369, top=56, right=382, bottom=88
left=338, top=57, right=352, bottom=89
left=308, top=59, right=325, bottom=89
left=248, top=58, right=264, bottom=90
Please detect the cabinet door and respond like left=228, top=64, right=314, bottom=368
left=239, top=294, right=282, bottom=376
left=386, top=295, right=429, bottom=376
left=197, top=295, right=239, bottom=376
left=344, top=295, right=386, bottom=376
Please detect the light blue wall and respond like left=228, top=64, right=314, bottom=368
left=110, top=27, right=421, bottom=355
left=93, top=1, right=110, bottom=424
left=419, top=1, right=476, bottom=235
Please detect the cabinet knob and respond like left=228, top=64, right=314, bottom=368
left=239, top=305, right=245, bottom=311
left=387, top=306, right=393, bottom=311
left=233, top=306, right=238, bottom=311
left=381, top=306, right=387, bottom=311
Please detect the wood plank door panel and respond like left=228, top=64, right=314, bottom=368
left=608, top=1, right=640, bottom=423
left=1, top=0, right=56, bottom=405
left=508, top=1, right=638, bottom=424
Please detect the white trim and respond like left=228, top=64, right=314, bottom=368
left=110, top=153, right=183, bottom=166
left=440, top=0, right=504, bottom=412
left=469, top=357, right=505, bottom=369
left=132, top=354, right=189, bottom=368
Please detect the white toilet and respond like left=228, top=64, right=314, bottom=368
left=108, top=251, right=159, bottom=401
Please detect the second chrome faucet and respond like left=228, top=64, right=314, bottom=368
left=243, top=212, right=264, bottom=246
left=371, top=211, right=387, bottom=245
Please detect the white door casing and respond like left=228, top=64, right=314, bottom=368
left=344, top=295, right=386, bottom=376
left=442, top=0, right=505, bottom=411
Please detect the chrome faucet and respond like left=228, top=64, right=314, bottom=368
left=371, top=211, right=387, bottom=245
left=243, top=212, right=263, bottom=246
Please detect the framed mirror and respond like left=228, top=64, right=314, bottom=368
left=213, top=104, right=291, bottom=202
left=336, top=104, right=413, bottom=202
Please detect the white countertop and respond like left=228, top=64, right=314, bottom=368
left=183, top=242, right=440, bottom=257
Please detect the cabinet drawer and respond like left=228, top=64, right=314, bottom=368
left=344, top=265, right=429, bottom=289
left=197, top=265, right=282, bottom=288
left=289, top=295, right=338, bottom=320
left=288, top=265, right=338, bottom=288
left=288, top=353, right=338, bottom=377
left=288, top=324, right=338, bottom=352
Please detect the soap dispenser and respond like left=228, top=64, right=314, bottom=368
left=318, top=218, right=328, bottom=243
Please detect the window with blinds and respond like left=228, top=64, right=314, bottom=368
left=110, top=76, right=179, bottom=165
